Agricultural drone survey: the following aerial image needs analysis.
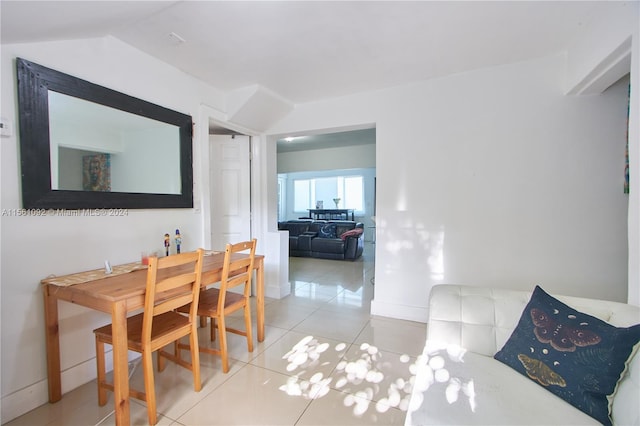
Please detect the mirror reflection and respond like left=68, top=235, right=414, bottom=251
left=49, top=92, right=181, bottom=194
left=16, top=57, right=193, bottom=209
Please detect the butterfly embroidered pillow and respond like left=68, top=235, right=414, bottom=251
left=494, top=285, right=640, bottom=426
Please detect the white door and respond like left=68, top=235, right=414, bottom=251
left=209, top=135, right=251, bottom=249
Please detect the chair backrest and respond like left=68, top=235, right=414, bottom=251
left=142, top=248, right=204, bottom=342
left=219, top=239, right=257, bottom=306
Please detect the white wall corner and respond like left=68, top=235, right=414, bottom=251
left=565, top=37, right=632, bottom=96
left=263, top=230, right=291, bottom=300
left=226, top=85, right=294, bottom=132
left=564, top=2, right=637, bottom=96
left=628, top=25, right=640, bottom=307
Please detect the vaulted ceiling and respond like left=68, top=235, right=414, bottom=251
left=2, top=1, right=620, bottom=150
left=1, top=1, right=617, bottom=105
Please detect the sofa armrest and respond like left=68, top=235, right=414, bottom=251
left=343, top=231, right=364, bottom=260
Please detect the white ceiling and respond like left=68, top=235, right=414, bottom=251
left=1, top=0, right=620, bottom=150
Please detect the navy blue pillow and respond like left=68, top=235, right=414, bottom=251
left=318, top=223, right=337, bottom=238
left=494, top=286, right=640, bottom=426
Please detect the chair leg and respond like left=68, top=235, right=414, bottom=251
left=157, top=345, right=166, bottom=372
left=210, top=318, right=217, bottom=342
left=174, top=339, right=181, bottom=363
left=189, top=328, right=202, bottom=392
left=217, top=316, right=229, bottom=373
left=95, top=337, right=108, bottom=406
left=244, top=304, right=254, bottom=353
left=141, top=350, right=157, bottom=425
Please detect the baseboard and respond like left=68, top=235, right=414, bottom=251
left=1, top=378, right=49, bottom=424
left=264, top=281, right=291, bottom=299
left=1, top=349, right=138, bottom=423
left=370, top=299, right=428, bottom=323
left=1, top=356, right=97, bottom=423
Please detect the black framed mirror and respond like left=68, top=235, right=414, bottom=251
left=16, top=58, right=193, bottom=209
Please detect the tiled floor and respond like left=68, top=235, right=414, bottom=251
left=8, top=243, right=427, bottom=425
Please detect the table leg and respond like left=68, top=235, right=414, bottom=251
left=43, top=285, right=62, bottom=402
left=111, top=301, right=130, bottom=425
left=256, top=258, right=265, bottom=342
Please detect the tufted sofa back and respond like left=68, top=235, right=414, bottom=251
left=426, top=284, right=640, bottom=426
left=328, top=220, right=364, bottom=236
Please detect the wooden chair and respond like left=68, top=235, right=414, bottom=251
left=93, top=248, right=204, bottom=425
left=178, top=239, right=256, bottom=373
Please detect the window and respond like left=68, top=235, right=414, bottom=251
left=344, top=176, right=363, bottom=211
left=293, top=179, right=312, bottom=212
left=277, top=176, right=286, bottom=221
left=293, top=176, right=364, bottom=213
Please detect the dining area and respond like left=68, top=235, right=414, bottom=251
left=41, top=240, right=265, bottom=426
left=11, top=241, right=422, bottom=426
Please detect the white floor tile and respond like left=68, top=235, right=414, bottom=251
left=355, top=316, right=427, bottom=357
left=292, top=307, right=370, bottom=343
left=250, top=330, right=350, bottom=380
left=329, top=344, right=417, bottom=409
left=296, top=387, right=407, bottom=426
left=177, top=364, right=311, bottom=425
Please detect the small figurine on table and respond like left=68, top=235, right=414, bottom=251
left=164, top=233, right=170, bottom=256
left=175, top=229, right=182, bottom=254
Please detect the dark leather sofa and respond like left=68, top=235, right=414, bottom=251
left=278, top=220, right=364, bottom=260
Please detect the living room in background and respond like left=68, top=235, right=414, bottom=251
left=275, top=126, right=377, bottom=241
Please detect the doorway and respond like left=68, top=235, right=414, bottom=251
left=208, top=125, right=252, bottom=250
left=275, top=127, right=377, bottom=242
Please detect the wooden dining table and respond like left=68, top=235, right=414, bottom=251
left=41, top=251, right=265, bottom=426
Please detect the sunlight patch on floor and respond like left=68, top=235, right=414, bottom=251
left=408, top=343, right=476, bottom=414
left=279, top=335, right=417, bottom=418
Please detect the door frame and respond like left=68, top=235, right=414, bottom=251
left=197, top=105, right=258, bottom=249
left=196, top=104, right=293, bottom=300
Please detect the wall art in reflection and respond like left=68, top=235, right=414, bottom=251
left=83, top=153, right=111, bottom=192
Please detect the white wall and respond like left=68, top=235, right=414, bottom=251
left=629, top=16, right=640, bottom=307
left=277, top=143, right=376, bottom=173
left=269, top=52, right=633, bottom=322
left=563, top=2, right=639, bottom=306
left=0, top=36, right=227, bottom=421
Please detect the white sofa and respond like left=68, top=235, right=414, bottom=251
left=405, top=285, right=640, bottom=425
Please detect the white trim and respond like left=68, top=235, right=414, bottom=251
left=197, top=103, right=259, bottom=249
left=565, top=37, right=632, bottom=96
left=2, top=378, right=49, bottom=423
left=370, top=299, right=428, bottom=323
left=0, top=351, right=139, bottom=423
